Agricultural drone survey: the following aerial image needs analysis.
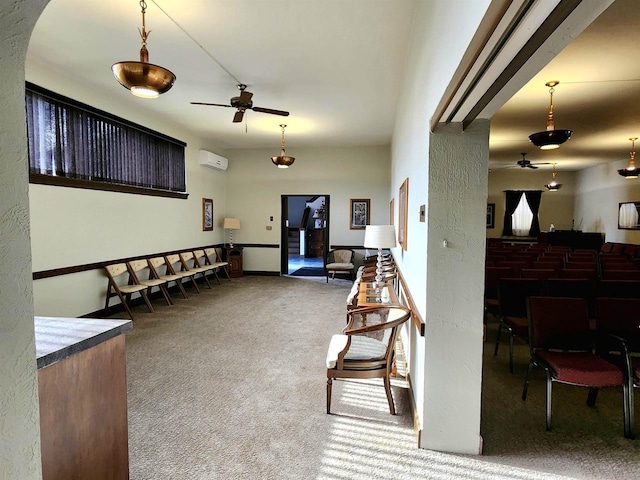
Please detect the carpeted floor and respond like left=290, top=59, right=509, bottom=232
left=115, top=276, right=640, bottom=479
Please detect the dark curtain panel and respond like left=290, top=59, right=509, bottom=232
left=525, top=190, right=542, bottom=236
left=502, top=190, right=523, bottom=236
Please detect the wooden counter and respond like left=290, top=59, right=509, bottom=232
left=35, top=317, right=132, bottom=480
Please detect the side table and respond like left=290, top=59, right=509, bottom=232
left=223, top=246, right=244, bottom=277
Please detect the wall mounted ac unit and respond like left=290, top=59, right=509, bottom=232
left=199, top=149, right=228, bottom=171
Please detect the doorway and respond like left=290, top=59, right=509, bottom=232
left=281, top=195, right=330, bottom=275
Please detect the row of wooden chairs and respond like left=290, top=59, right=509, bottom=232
left=328, top=253, right=410, bottom=415
left=104, top=248, right=230, bottom=321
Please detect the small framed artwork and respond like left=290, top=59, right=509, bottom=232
left=202, top=198, right=213, bottom=231
left=486, top=203, right=495, bottom=229
left=398, top=178, right=408, bottom=250
left=350, top=198, right=370, bottom=230
left=390, top=198, right=395, bottom=225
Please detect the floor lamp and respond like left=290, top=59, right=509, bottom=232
left=363, top=225, right=396, bottom=292
left=223, top=218, right=241, bottom=247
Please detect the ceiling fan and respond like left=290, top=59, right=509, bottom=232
left=191, top=84, right=289, bottom=123
left=515, top=152, right=551, bottom=169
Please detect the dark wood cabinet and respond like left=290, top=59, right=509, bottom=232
left=307, top=228, right=324, bottom=258
left=223, top=246, right=244, bottom=277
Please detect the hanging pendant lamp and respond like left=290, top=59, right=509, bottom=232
left=271, top=124, right=295, bottom=168
left=529, top=81, right=572, bottom=150
left=112, top=1, right=176, bottom=98
left=618, top=137, right=639, bottom=179
left=544, top=164, right=563, bottom=191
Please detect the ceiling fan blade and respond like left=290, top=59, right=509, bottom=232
left=528, top=165, right=538, bottom=169
left=233, top=110, right=245, bottom=123
left=190, top=102, right=233, bottom=108
left=238, top=90, right=253, bottom=103
left=252, top=106, right=290, bottom=116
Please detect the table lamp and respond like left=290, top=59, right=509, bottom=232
left=223, top=217, right=241, bottom=248
left=363, top=225, right=396, bottom=290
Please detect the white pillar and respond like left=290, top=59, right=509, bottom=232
left=0, top=1, right=48, bottom=478
left=420, top=119, right=489, bottom=454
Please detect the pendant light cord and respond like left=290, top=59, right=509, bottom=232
left=150, top=0, right=242, bottom=86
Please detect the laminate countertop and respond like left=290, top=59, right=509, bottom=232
left=34, top=316, right=132, bottom=369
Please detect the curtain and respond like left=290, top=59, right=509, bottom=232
left=502, top=191, right=523, bottom=236
left=525, top=190, right=542, bottom=236
left=512, top=196, right=533, bottom=236
left=619, top=203, right=638, bottom=228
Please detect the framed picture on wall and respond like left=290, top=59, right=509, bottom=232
left=350, top=198, right=370, bottom=229
left=398, top=178, right=408, bottom=250
left=202, top=198, right=213, bottom=231
left=390, top=198, right=395, bottom=225
left=486, top=203, right=495, bottom=229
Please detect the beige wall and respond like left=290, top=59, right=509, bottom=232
left=224, top=145, right=391, bottom=272
left=487, top=169, right=576, bottom=238
left=27, top=61, right=227, bottom=317
left=575, top=159, right=640, bottom=244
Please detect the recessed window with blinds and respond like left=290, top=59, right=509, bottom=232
left=25, top=82, right=187, bottom=199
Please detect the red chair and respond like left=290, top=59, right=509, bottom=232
left=494, top=278, right=544, bottom=373
left=597, top=280, right=640, bottom=299
left=522, top=296, right=630, bottom=437
left=603, top=270, right=640, bottom=281
left=484, top=267, right=514, bottom=320
left=596, top=297, right=640, bottom=438
left=521, top=269, right=556, bottom=280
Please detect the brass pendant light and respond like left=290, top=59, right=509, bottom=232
left=529, top=81, right=572, bottom=150
left=618, top=137, right=639, bottom=179
left=271, top=124, right=295, bottom=168
left=544, top=164, right=563, bottom=191
left=112, top=1, right=176, bottom=98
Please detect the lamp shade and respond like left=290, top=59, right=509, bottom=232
left=364, top=225, right=396, bottom=249
left=528, top=129, right=572, bottom=150
left=223, top=218, right=241, bottom=230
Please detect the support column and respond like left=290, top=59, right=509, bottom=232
left=420, top=119, right=489, bottom=454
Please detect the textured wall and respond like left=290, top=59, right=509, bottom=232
left=423, top=121, right=488, bottom=453
left=0, top=1, right=47, bottom=478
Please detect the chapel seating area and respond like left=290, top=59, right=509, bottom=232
left=485, top=238, right=640, bottom=439
left=104, top=247, right=230, bottom=321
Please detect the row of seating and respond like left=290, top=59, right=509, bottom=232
left=104, top=248, right=230, bottom=321
left=521, top=296, right=638, bottom=439
left=327, top=253, right=410, bottom=416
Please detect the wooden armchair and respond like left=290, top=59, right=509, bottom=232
left=326, top=305, right=411, bottom=415
left=324, top=249, right=355, bottom=283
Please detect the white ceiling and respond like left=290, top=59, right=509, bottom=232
left=27, top=0, right=416, bottom=150
left=27, top=0, right=638, bottom=170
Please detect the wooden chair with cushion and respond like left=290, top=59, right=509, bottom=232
left=204, top=248, right=231, bottom=281
left=179, top=251, right=214, bottom=289
left=127, top=259, right=173, bottom=306
left=325, top=249, right=355, bottom=283
left=164, top=254, right=201, bottom=293
left=193, top=249, right=223, bottom=284
left=522, top=296, right=631, bottom=437
left=104, top=263, right=155, bottom=321
left=326, top=305, right=411, bottom=415
left=147, top=256, right=190, bottom=299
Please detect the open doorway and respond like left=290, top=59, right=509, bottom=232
left=281, top=195, right=330, bottom=275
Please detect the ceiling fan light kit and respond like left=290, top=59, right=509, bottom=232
left=529, top=81, right=572, bottom=150
left=112, top=1, right=176, bottom=98
left=544, top=164, right=563, bottom=191
left=618, top=137, right=639, bottom=179
left=271, top=124, right=295, bottom=168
